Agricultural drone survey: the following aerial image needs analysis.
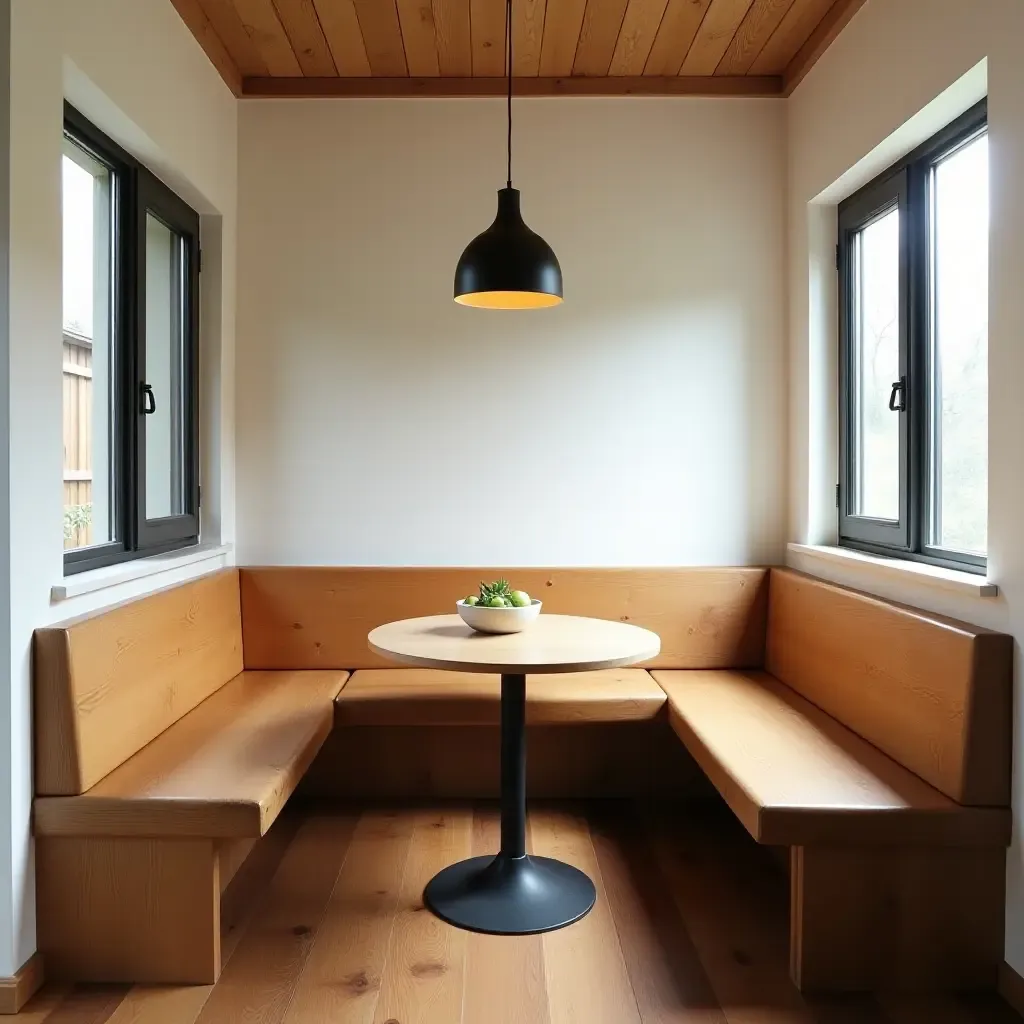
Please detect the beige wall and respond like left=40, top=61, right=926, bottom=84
left=236, top=98, right=786, bottom=567
left=785, top=0, right=1024, bottom=972
left=4, top=0, right=238, bottom=975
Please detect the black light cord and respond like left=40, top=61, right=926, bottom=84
left=506, top=0, right=512, bottom=189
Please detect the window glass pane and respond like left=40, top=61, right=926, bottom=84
left=62, top=139, right=114, bottom=550
left=929, top=133, right=988, bottom=557
left=144, top=213, right=187, bottom=519
left=851, top=206, right=900, bottom=521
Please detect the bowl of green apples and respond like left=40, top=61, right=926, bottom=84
left=456, top=579, right=542, bottom=634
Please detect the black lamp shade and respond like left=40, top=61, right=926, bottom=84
left=454, top=188, right=562, bottom=309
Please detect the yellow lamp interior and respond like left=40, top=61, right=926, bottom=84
left=455, top=290, right=563, bottom=309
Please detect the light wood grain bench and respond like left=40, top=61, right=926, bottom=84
left=654, top=568, right=1013, bottom=993
left=32, top=570, right=348, bottom=984
left=239, top=566, right=770, bottom=798
left=32, top=562, right=1010, bottom=997
left=334, top=667, right=667, bottom=725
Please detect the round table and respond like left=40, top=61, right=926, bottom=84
left=368, top=613, right=660, bottom=936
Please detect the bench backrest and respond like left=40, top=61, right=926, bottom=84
left=239, top=567, right=769, bottom=671
left=766, top=568, right=1012, bottom=806
left=34, top=569, right=243, bottom=795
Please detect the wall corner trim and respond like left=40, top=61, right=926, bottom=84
left=0, top=952, right=44, bottom=1014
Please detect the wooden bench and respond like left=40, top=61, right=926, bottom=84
left=240, top=566, right=769, bottom=799
left=32, top=570, right=348, bottom=984
left=654, top=568, right=1012, bottom=993
left=334, top=668, right=667, bottom=724
left=31, top=563, right=1012, bottom=996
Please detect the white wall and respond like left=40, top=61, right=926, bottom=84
left=785, top=0, right=1024, bottom=972
left=3, top=0, right=238, bottom=975
left=236, top=99, right=786, bottom=567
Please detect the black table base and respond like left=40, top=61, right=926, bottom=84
left=422, top=673, right=597, bottom=935
left=424, top=852, right=595, bottom=934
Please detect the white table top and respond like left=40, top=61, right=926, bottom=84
left=367, top=614, right=661, bottom=674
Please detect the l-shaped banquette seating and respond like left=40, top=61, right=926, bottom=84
left=32, top=566, right=1012, bottom=994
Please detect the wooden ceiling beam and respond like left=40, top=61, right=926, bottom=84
left=782, top=0, right=867, bottom=95
left=240, top=74, right=783, bottom=98
left=171, top=0, right=862, bottom=102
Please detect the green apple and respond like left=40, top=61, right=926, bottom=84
left=464, top=595, right=479, bottom=606
left=509, top=590, right=531, bottom=608
left=486, top=596, right=507, bottom=608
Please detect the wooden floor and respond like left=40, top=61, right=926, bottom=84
left=16, top=801, right=1023, bottom=1024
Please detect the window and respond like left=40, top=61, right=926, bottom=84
left=838, top=101, right=988, bottom=572
left=62, top=104, right=201, bottom=574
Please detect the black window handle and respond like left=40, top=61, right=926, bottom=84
left=888, top=376, right=907, bottom=413
left=141, top=383, right=157, bottom=415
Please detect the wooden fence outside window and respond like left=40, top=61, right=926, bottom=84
left=63, top=331, right=93, bottom=549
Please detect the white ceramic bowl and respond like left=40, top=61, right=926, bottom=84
left=456, top=598, right=542, bottom=634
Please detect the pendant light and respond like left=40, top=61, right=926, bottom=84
left=453, top=0, right=562, bottom=308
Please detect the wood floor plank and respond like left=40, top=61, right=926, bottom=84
left=882, top=994, right=1023, bottom=1024
left=652, top=810, right=891, bottom=1024
left=590, top=805, right=726, bottom=1023
left=104, top=986, right=219, bottom=1024
left=42, top=806, right=1017, bottom=1024
left=41, top=986, right=128, bottom=1024
left=804, top=995, right=892, bottom=1024
left=462, top=808, right=551, bottom=1024
left=371, top=808, right=472, bottom=1024
left=9, top=984, right=73, bottom=1024
left=877, top=998, right=953, bottom=1024
left=530, top=807, right=641, bottom=1024
left=194, top=815, right=357, bottom=1024
left=644, top=803, right=817, bottom=1024
left=221, top=812, right=304, bottom=954
left=282, top=810, right=415, bottom=1024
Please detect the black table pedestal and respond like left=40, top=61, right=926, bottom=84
left=423, top=673, right=597, bottom=935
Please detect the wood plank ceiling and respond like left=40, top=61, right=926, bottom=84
left=171, top=0, right=866, bottom=97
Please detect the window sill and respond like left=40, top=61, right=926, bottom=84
left=52, top=542, right=232, bottom=601
left=787, top=543, right=997, bottom=599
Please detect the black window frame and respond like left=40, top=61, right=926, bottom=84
left=838, top=100, right=988, bottom=574
left=63, top=103, right=201, bottom=576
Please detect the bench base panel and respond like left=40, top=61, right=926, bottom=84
left=790, top=845, right=1005, bottom=992
left=37, top=837, right=222, bottom=984
left=300, top=722, right=705, bottom=800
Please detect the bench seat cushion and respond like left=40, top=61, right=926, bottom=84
left=33, top=670, right=348, bottom=839
left=653, top=669, right=1010, bottom=848
left=335, top=669, right=666, bottom=725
